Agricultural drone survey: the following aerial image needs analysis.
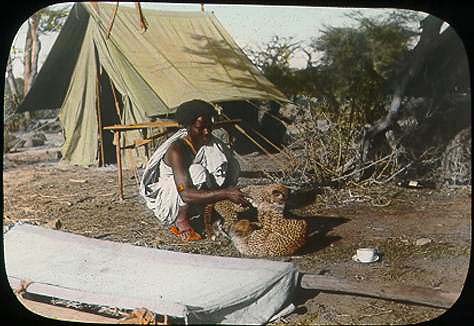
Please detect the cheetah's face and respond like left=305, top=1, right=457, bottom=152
left=267, top=184, right=289, bottom=206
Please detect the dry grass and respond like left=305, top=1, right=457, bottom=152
left=265, top=105, right=470, bottom=193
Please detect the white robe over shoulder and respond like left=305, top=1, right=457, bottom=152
left=139, top=129, right=240, bottom=225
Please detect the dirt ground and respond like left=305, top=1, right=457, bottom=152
left=3, top=131, right=471, bottom=324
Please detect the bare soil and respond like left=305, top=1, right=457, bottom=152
left=3, top=131, right=471, bottom=324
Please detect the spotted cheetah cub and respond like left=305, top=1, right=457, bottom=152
left=227, top=184, right=308, bottom=257
left=212, top=183, right=288, bottom=237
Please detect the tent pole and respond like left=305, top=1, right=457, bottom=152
left=218, top=111, right=286, bottom=169
left=109, top=79, right=122, bottom=122
left=245, top=99, right=289, bottom=126
left=114, top=131, right=124, bottom=200
left=135, top=2, right=148, bottom=32
left=246, top=126, right=293, bottom=160
left=106, top=2, right=119, bottom=39
left=95, top=70, right=105, bottom=167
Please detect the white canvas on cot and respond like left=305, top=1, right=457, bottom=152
left=4, top=224, right=298, bottom=324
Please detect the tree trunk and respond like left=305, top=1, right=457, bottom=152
left=23, top=18, right=33, bottom=94
left=6, top=56, right=20, bottom=109
left=23, top=13, right=41, bottom=121
left=24, top=13, right=41, bottom=94
left=358, top=15, right=445, bottom=167
left=30, top=14, right=41, bottom=85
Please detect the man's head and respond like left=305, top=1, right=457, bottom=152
left=175, top=99, right=215, bottom=127
left=176, top=99, right=216, bottom=146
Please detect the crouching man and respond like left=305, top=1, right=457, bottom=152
left=139, top=100, right=250, bottom=241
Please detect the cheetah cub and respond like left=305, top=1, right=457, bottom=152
left=227, top=184, right=308, bottom=257
left=211, top=183, right=287, bottom=237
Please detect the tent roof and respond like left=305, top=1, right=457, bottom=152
left=17, top=3, right=288, bottom=113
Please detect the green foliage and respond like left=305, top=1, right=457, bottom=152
left=245, top=36, right=301, bottom=99
left=305, top=10, right=422, bottom=125
left=247, top=10, right=424, bottom=127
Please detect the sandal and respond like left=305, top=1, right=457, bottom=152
left=169, top=226, right=202, bottom=241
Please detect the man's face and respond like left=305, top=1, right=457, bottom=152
left=189, top=115, right=213, bottom=147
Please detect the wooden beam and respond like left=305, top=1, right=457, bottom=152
left=95, top=69, right=105, bottom=167
left=103, top=119, right=241, bottom=131
left=106, top=2, right=119, bottom=39
left=247, top=125, right=293, bottom=161
left=109, top=79, right=122, bottom=122
left=219, top=112, right=286, bottom=169
left=113, top=131, right=124, bottom=201
left=8, top=276, right=188, bottom=319
left=300, top=273, right=458, bottom=309
left=135, top=2, right=148, bottom=32
left=17, top=296, right=119, bottom=323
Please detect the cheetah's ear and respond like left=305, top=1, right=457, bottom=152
left=271, top=189, right=283, bottom=197
left=271, top=185, right=289, bottom=198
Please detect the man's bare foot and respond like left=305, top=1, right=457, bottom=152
left=171, top=215, right=201, bottom=241
left=175, top=216, right=193, bottom=236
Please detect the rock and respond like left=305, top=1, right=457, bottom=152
left=316, top=119, right=331, bottom=132
left=3, top=129, right=10, bottom=153
left=440, top=127, right=471, bottom=185
left=23, top=133, right=47, bottom=147
left=3, top=155, right=18, bottom=170
left=279, top=103, right=298, bottom=122
left=415, top=238, right=432, bottom=246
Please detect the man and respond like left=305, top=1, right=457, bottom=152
left=140, top=100, right=249, bottom=241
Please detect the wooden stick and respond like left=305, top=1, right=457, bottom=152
left=219, top=112, right=286, bottom=169
left=135, top=2, right=148, bottom=32
left=103, top=119, right=240, bottom=131
left=245, top=100, right=289, bottom=127
left=247, top=126, right=293, bottom=160
left=120, top=130, right=169, bottom=150
left=95, top=69, right=105, bottom=167
left=300, top=273, right=458, bottom=309
left=234, top=124, right=285, bottom=167
left=109, top=79, right=122, bottom=122
left=114, top=131, right=124, bottom=200
left=106, top=2, right=119, bottom=39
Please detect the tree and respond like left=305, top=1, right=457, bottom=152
left=23, top=5, right=70, bottom=96
left=302, top=10, right=421, bottom=125
left=5, top=46, right=24, bottom=122
left=359, top=14, right=470, bottom=172
left=280, top=10, right=469, bottom=185
left=5, top=4, right=70, bottom=122
left=245, top=36, right=302, bottom=100
left=6, top=54, right=21, bottom=109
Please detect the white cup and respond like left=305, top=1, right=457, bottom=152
left=356, top=248, right=376, bottom=262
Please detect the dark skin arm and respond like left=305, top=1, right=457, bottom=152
left=164, top=142, right=250, bottom=207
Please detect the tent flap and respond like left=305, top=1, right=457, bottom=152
left=16, top=4, right=90, bottom=113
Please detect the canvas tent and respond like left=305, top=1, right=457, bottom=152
left=16, top=2, right=288, bottom=167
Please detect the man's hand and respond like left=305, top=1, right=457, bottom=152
left=225, top=187, right=251, bottom=207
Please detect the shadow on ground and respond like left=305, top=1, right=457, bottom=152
left=288, top=212, right=351, bottom=255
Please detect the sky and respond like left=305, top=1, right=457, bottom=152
left=9, top=2, right=427, bottom=77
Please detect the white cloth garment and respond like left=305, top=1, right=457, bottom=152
left=139, top=129, right=240, bottom=225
